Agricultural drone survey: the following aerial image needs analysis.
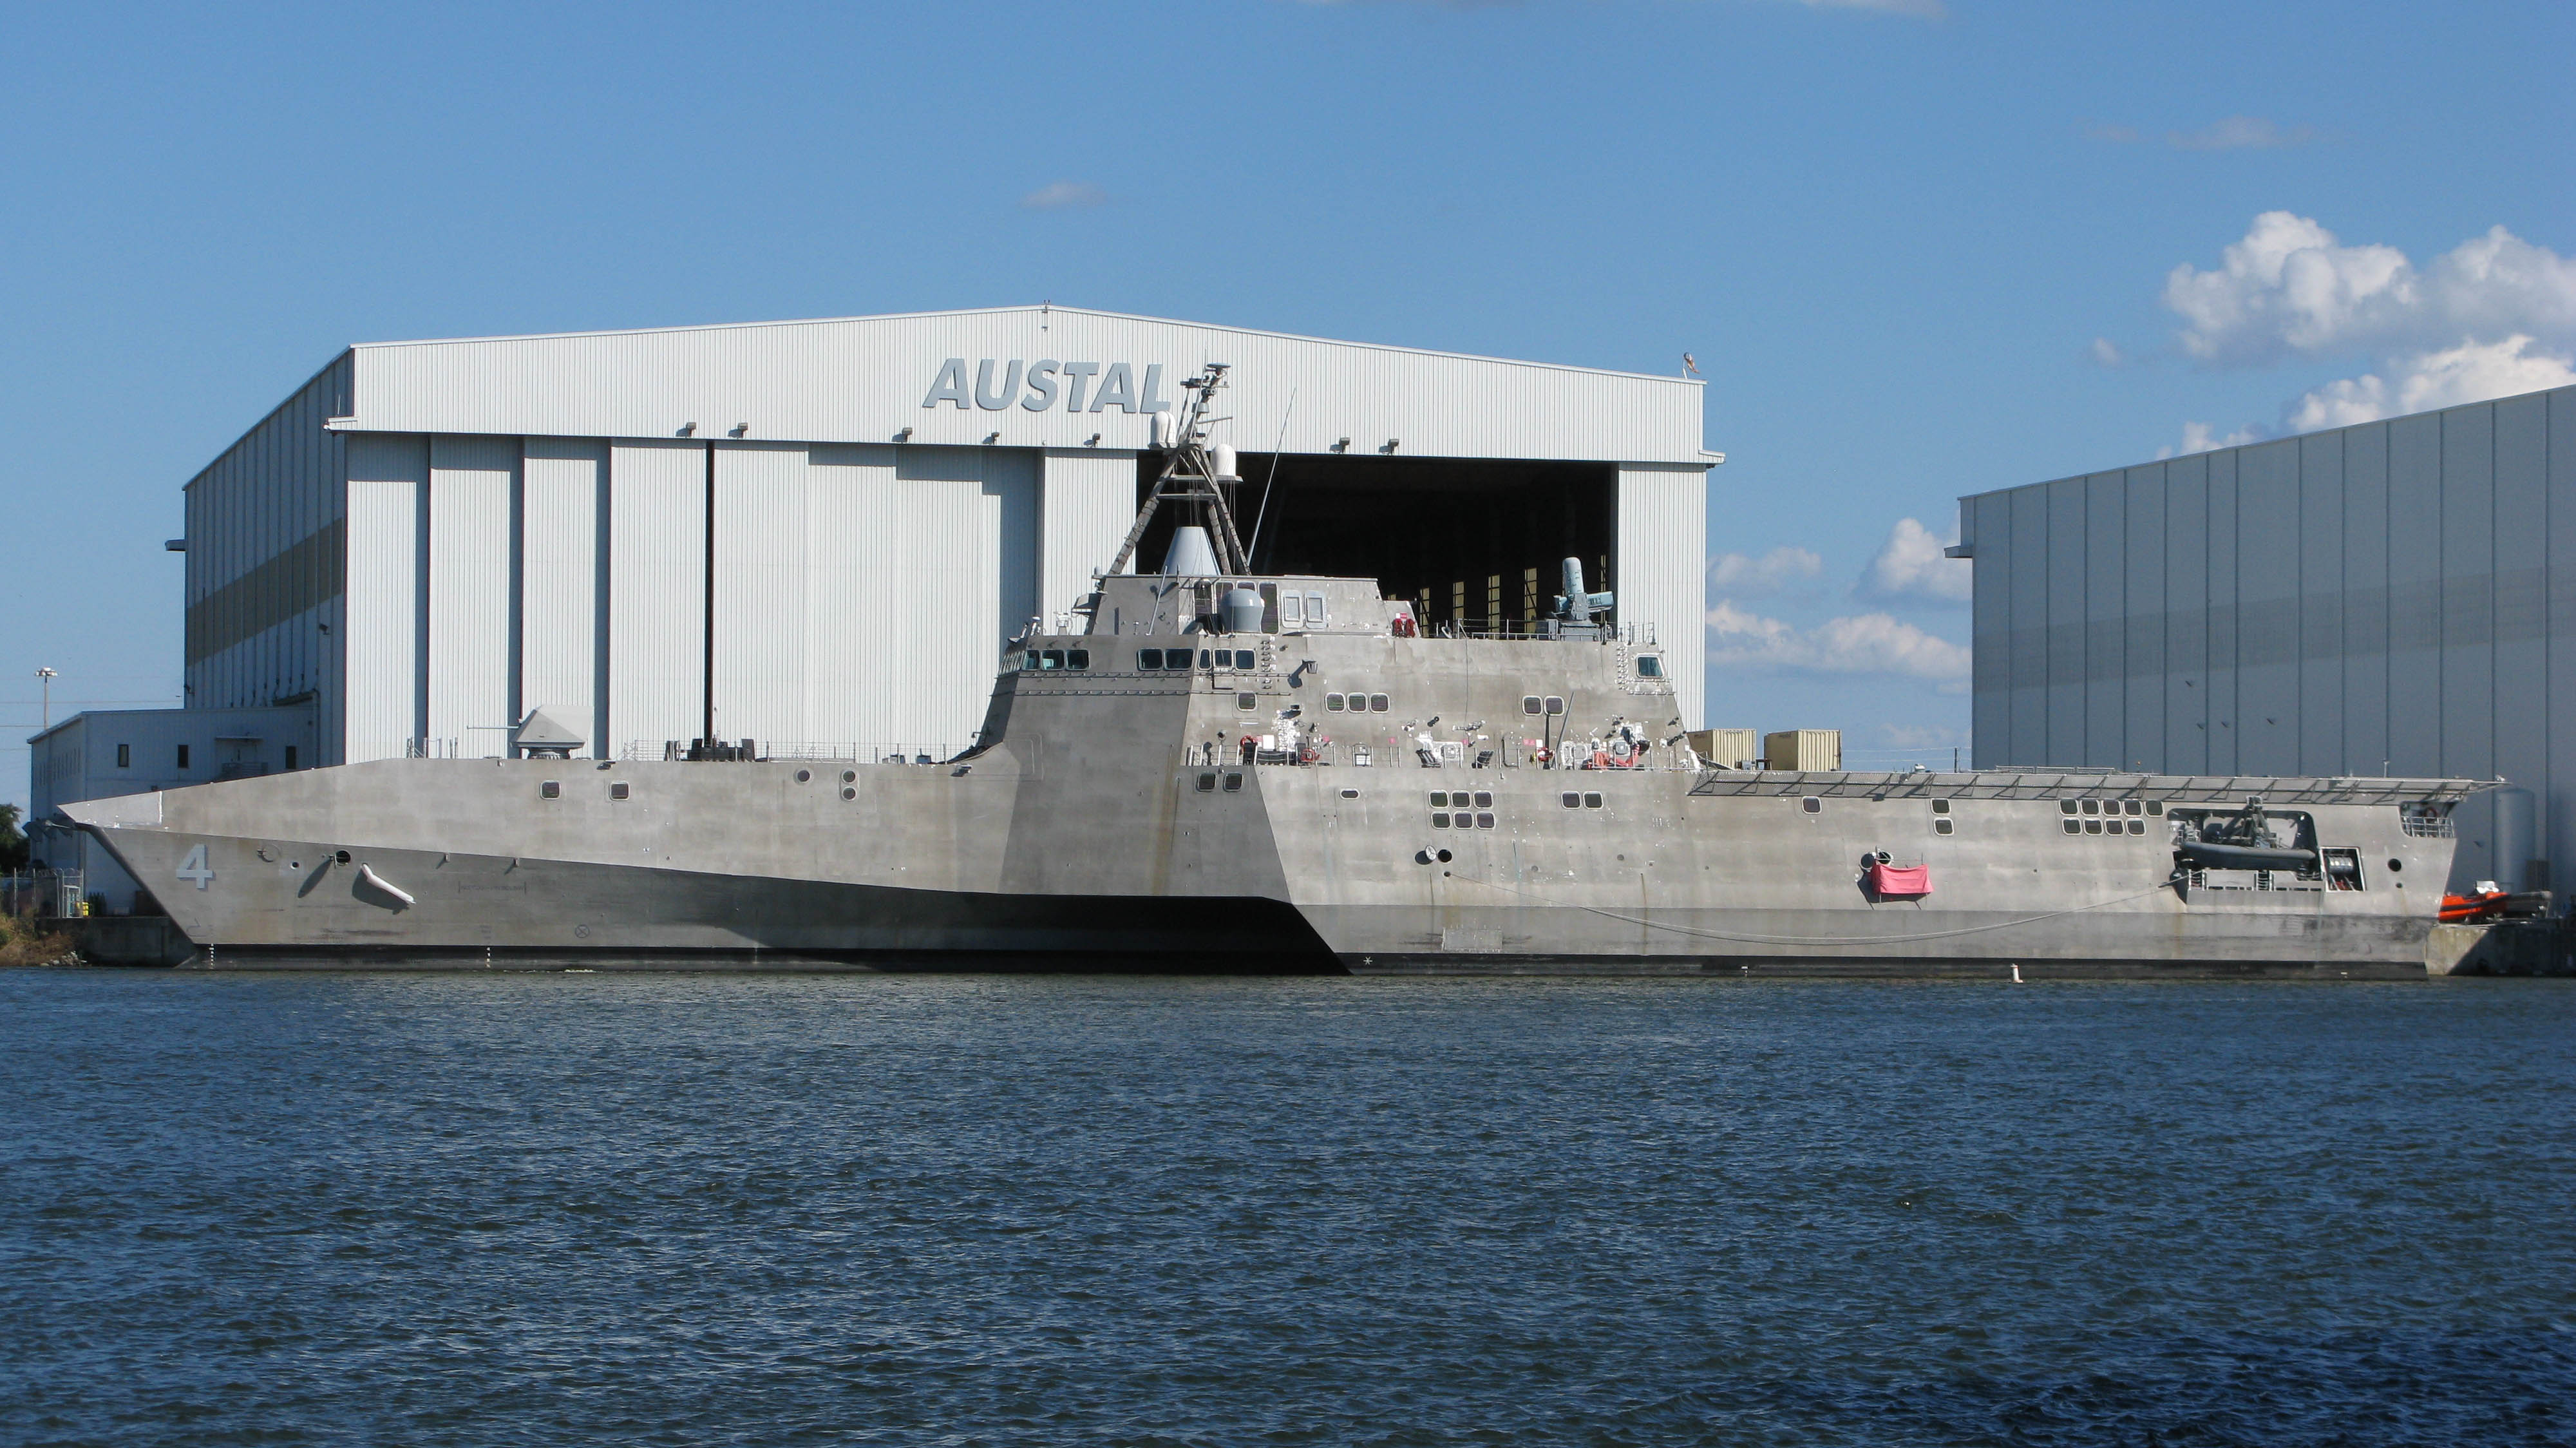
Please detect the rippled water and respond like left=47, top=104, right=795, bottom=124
left=5, top=971, right=2573, bottom=1445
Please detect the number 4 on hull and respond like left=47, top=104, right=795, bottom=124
left=176, top=844, right=213, bottom=890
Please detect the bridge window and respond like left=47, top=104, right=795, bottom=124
left=1634, top=656, right=1662, bottom=678
left=1139, top=649, right=1164, bottom=669
left=1067, top=649, right=1089, bottom=670
left=1039, top=649, right=1065, bottom=670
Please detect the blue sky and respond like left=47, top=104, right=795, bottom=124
left=5, top=0, right=2571, bottom=806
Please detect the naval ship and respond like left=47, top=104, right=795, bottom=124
left=69, top=368, right=2484, bottom=977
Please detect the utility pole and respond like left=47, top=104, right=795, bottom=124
left=35, top=667, right=56, bottom=729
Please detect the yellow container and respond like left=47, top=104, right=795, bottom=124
left=1763, top=729, right=1841, bottom=771
left=1689, top=729, right=1761, bottom=769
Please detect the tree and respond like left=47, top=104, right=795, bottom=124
left=0, top=803, right=27, bottom=875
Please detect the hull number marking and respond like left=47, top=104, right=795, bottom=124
left=176, top=844, right=214, bottom=890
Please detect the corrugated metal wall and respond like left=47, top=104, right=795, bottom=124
left=426, top=435, right=519, bottom=745
left=520, top=437, right=607, bottom=752
left=607, top=439, right=707, bottom=754
left=182, top=355, right=350, bottom=732
left=1963, top=384, right=2575, bottom=890
left=1618, top=464, right=1708, bottom=730
left=1039, top=450, right=1139, bottom=622
left=342, top=433, right=428, bottom=762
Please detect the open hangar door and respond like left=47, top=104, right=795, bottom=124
left=1128, top=453, right=1617, bottom=630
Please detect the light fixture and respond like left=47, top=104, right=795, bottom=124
left=1085, top=433, right=1101, bottom=447
left=164, top=538, right=187, bottom=553
left=677, top=422, right=696, bottom=437
left=728, top=423, right=748, bottom=437
left=1334, top=437, right=1350, bottom=452
left=895, top=426, right=913, bottom=443
left=1383, top=437, right=1400, bottom=453
left=985, top=431, right=1001, bottom=444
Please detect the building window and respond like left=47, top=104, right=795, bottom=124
left=283, top=746, right=298, bottom=770
left=176, top=744, right=189, bottom=768
left=1326, top=694, right=1346, bottom=711
left=117, top=743, right=131, bottom=768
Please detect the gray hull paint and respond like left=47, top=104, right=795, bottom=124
left=68, top=571, right=2479, bottom=978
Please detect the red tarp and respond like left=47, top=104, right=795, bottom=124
left=1867, top=862, right=1932, bottom=897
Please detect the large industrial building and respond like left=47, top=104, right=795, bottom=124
left=31, top=306, right=1718, bottom=908
left=1957, top=383, right=2576, bottom=892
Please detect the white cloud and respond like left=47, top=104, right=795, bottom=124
left=1859, top=518, right=1971, bottom=605
left=2158, top=420, right=2266, bottom=459
left=1707, top=600, right=1970, bottom=681
left=2089, top=336, right=2125, bottom=367
left=1021, top=181, right=1107, bottom=209
left=2166, top=116, right=2315, bottom=151
left=1707, top=545, right=1823, bottom=597
left=2164, top=213, right=2576, bottom=367
left=2286, top=335, right=2576, bottom=430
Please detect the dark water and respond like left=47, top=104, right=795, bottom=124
left=5, top=972, right=2573, bottom=1446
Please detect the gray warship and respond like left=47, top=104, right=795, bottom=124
left=69, top=368, right=2485, bottom=977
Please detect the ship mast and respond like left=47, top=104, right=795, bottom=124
left=1103, top=363, right=1249, bottom=576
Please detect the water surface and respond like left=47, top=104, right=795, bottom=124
left=5, top=971, right=2572, bottom=1445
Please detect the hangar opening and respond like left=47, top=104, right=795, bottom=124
left=1130, top=452, right=1616, bottom=631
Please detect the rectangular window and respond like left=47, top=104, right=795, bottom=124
left=1282, top=595, right=1303, bottom=625
left=2062, top=819, right=2080, bottom=834
left=1307, top=593, right=1325, bottom=625
left=2085, top=819, right=2102, bottom=834
left=283, top=746, right=298, bottom=770
left=1234, top=649, right=1256, bottom=671
left=1023, top=652, right=1039, bottom=671
left=1196, top=772, right=1217, bottom=792
left=1583, top=792, right=1605, bottom=808
left=2128, top=818, right=2146, bottom=834
left=176, top=744, right=189, bottom=768
left=2146, top=801, right=2164, bottom=816
left=1634, top=656, right=1662, bottom=678
left=1139, top=648, right=1164, bottom=670
left=1237, top=692, right=1256, bottom=711
left=1432, top=812, right=1451, bottom=828
left=1931, top=798, right=1949, bottom=814
left=1473, top=792, right=1493, bottom=808
left=1543, top=697, right=1565, bottom=716
left=1475, top=812, right=1495, bottom=829
left=1197, top=650, right=1213, bottom=669
left=1259, top=582, right=1279, bottom=631
left=610, top=782, right=630, bottom=800
left=117, top=743, right=130, bottom=768
left=2060, top=799, right=2081, bottom=815
left=1562, top=792, right=1582, bottom=808
left=1326, top=694, right=1346, bottom=712
left=1222, top=772, right=1244, bottom=792
left=1067, top=649, right=1089, bottom=670
left=540, top=781, right=561, bottom=799
left=1430, top=792, right=1449, bottom=807
left=1370, top=694, right=1390, bottom=712
left=1040, top=649, right=1065, bottom=670
left=1934, top=818, right=1955, bottom=835
left=2081, top=799, right=2099, bottom=815
left=2123, top=799, right=2141, bottom=815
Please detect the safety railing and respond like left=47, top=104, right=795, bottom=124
left=620, top=740, right=956, bottom=765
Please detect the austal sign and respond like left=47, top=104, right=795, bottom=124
left=922, top=358, right=1174, bottom=414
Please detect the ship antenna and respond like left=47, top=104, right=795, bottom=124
left=1244, top=386, right=1296, bottom=571
left=1103, top=364, right=1249, bottom=576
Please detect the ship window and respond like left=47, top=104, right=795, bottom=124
left=117, top=743, right=130, bottom=768
left=1432, top=812, right=1451, bottom=828
left=1476, top=812, right=1496, bottom=829
left=1067, top=649, right=1089, bottom=670
left=841, top=770, right=857, bottom=783
left=1931, top=799, right=1949, bottom=815
left=2081, top=799, right=2099, bottom=815
left=2128, top=819, right=2145, bottom=834
left=1282, top=595, right=1302, bottom=625
left=1223, top=772, right=1244, bottom=792
left=1562, top=792, right=1581, bottom=808
left=2085, top=819, right=2101, bottom=834
left=1238, top=693, right=1257, bottom=710
left=1635, top=656, right=1662, bottom=678
left=1802, top=797, right=1821, bottom=814
left=1543, top=697, right=1565, bottom=716
left=1370, top=694, right=1390, bottom=712
left=1934, top=818, right=1955, bottom=835
left=795, top=769, right=811, bottom=783
left=1196, top=772, right=1216, bottom=792
left=540, top=781, right=560, bottom=798
left=841, top=786, right=857, bottom=801
left=2060, top=799, right=2080, bottom=815
left=1430, top=792, right=1450, bottom=806
left=2062, top=818, right=2079, bottom=834
left=1340, top=788, right=1359, bottom=799
left=1173, top=653, right=1197, bottom=671
left=1308, top=593, right=1324, bottom=624
left=2124, top=799, right=2142, bottom=815
left=1326, top=693, right=1346, bottom=711
left=1523, top=696, right=1542, bottom=715
left=1139, top=649, right=1164, bottom=669
left=1235, top=650, right=1256, bottom=670
left=1584, top=792, right=1605, bottom=809
left=1198, top=649, right=1213, bottom=669
left=1473, top=792, right=1493, bottom=808
left=2146, top=801, right=2164, bottom=816
left=611, top=782, right=631, bottom=801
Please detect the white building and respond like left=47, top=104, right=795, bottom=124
left=38, top=306, right=1719, bottom=906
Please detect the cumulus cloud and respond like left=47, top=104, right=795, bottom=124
left=1859, top=518, right=1971, bottom=605
left=2166, top=116, right=2315, bottom=151
left=2088, top=336, right=2125, bottom=367
left=1706, top=601, right=1970, bottom=681
left=1021, top=181, right=1108, bottom=209
left=2164, top=213, right=2576, bottom=367
left=1707, top=545, right=1823, bottom=597
left=2286, top=335, right=2576, bottom=430
left=2158, top=421, right=2266, bottom=459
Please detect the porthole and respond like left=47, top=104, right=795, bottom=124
left=1802, top=797, right=1821, bottom=814
left=1475, top=812, right=1496, bottom=829
left=1432, top=812, right=1451, bottom=828
left=1196, top=773, right=1217, bottom=793
left=1584, top=793, right=1605, bottom=809
left=1429, top=792, right=1449, bottom=807
left=2387, top=859, right=2402, bottom=873
left=1223, top=772, right=1244, bottom=793
left=1327, top=693, right=1347, bottom=712
left=2128, top=819, right=2145, bottom=834
left=1562, top=792, right=1582, bottom=808
left=2081, top=799, right=2100, bottom=816
left=840, top=786, right=857, bottom=801
left=1934, top=818, right=1955, bottom=835
left=2062, top=819, right=2080, bottom=834
left=1340, top=788, right=1359, bottom=799
left=2085, top=819, right=2102, bottom=834
left=1931, top=799, right=1950, bottom=815
left=794, top=768, right=811, bottom=784
left=2060, top=799, right=2080, bottom=815
left=609, top=783, right=630, bottom=801
left=336, top=850, right=352, bottom=864
left=841, top=770, right=857, bottom=784
left=1435, top=849, right=1453, bottom=864
left=2146, top=801, right=2164, bottom=816
left=540, top=781, right=560, bottom=799
left=1473, top=792, right=1493, bottom=808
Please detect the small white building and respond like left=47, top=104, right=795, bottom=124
left=27, top=706, right=318, bottom=911
left=38, top=307, right=1720, bottom=906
